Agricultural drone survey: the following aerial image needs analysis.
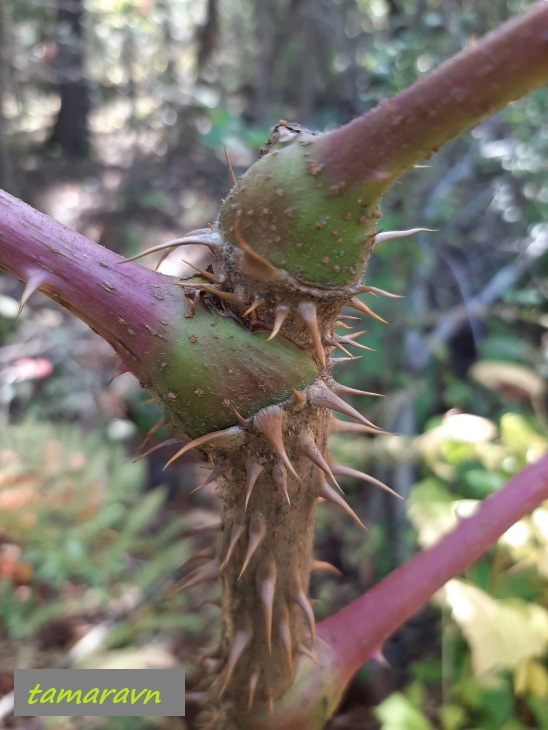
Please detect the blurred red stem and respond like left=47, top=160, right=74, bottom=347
left=318, top=454, right=548, bottom=687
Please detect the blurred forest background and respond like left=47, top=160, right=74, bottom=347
left=0, top=0, right=547, bottom=727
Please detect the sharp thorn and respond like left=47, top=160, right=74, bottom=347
left=118, top=229, right=222, bottom=263
left=266, top=689, right=274, bottom=715
left=336, top=337, right=375, bottom=352
left=191, top=598, right=221, bottom=611
left=338, top=315, right=360, bottom=321
left=234, top=214, right=278, bottom=276
left=224, top=146, right=237, bottom=187
left=355, top=285, right=405, bottom=299
left=335, top=320, right=352, bottom=329
left=329, top=416, right=385, bottom=435
left=219, top=512, right=246, bottom=571
left=190, top=461, right=223, bottom=494
left=133, top=437, right=182, bottom=463
left=228, top=402, right=248, bottom=427
left=163, top=426, right=242, bottom=469
left=311, top=559, right=342, bottom=576
left=278, top=603, right=293, bottom=675
left=332, top=464, right=402, bottom=499
left=253, top=406, right=300, bottom=482
left=180, top=548, right=215, bottom=569
left=190, top=475, right=210, bottom=494
left=107, top=363, right=129, bottom=385
left=297, top=644, right=321, bottom=665
left=239, top=512, right=267, bottom=579
left=179, top=283, right=244, bottom=306
left=219, top=622, right=252, bottom=698
left=247, top=666, right=260, bottom=711
left=348, top=298, right=388, bottom=324
left=181, top=259, right=222, bottom=284
left=374, top=227, right=436, bottom=244
left=372, top=648, right=391, bottom=667
left=299, top=431, right=341, bottom=491
left=170, top=559, right=220, bottom=596
left=273, top=461, right=291, bottom=505
left=243, top=298, right=264, bottom=317
left=318, top=480, right=367, bottom=530
left=291, top=580, right=316, bottom=647
left=289, top=387, right=307, bottom=410
left=185, top=690, right=209, bottom=703
left=332, top=383, right=383, bottom=398
left=200, top=711, right=224, bottom=730
left=140, top=417, right=168, bottom=450
left=244, top=460, right=263, bottom=511
left=256, top=556, right=277, bottom=654
left=266, top=305, right=290, bottom=341
left=297, top=301, right=326, bottom=367
left=308, top=381, right=381, bottom=431
left=154, top=247, right=174, bottom=271
left=330, top=356, right=361, bottom=365
left=340, top=329, right=367, bottom=342
left=17, top=272, right=48, bottom=319
left=190, top=519, right=222, bottom=533
left=325, top=338, right=354, bottom=357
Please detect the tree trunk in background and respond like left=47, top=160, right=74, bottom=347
left=196, top=0, right=219, bottom=77
left=48, top=0, right=90, bottom=158
left=296, top=0, right=316, bottom=121
left=250, top=0, right=271, bottom=123
left=0, top=0, right=15, bottom=191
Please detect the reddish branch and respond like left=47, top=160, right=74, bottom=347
left=254, top=455, right=548, bottom=729
left=0, top=190, right=180, bottom=368
left=319, top=453, right=548, bottom=685
left=316, top=0, right=548, bottom=195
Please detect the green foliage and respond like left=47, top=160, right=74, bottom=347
left=200, top=108, right=273, bottom=152
left=375, top=685, right=435, bottom=730
left=0, top=420, right=194, bottom=650
left=399, top=410, right=548, bottom=730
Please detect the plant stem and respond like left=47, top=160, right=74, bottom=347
left=318, top=453, right=548, bottom=687
left=241, top=456, right=548, bottom=729
left=0, top=190, right=181, bottom=369
left=0, top=190, right=317, bottom=437
left=315, top=0, right=548, bottom=196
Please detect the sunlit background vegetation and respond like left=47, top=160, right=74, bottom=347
left=0, top=0, right=547, bottom=727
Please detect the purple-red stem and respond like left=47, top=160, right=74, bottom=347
left=318, top=453, right=548, bottom=687
left=0, top=189, right=185, bottom=378
left=316, top=1, right=548, bottom=195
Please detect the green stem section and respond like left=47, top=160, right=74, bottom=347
left=218, top=2, right=548, bottom=289
left=314, top=0, right=548, bottom=197
left=0, top=190, right=317, bottom=436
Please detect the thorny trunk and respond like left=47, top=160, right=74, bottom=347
left=0, top=4, right=547, bottom=729
left=171, top=139, right=381, bottom=712
left=214, top=426, right=321, bottom=710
